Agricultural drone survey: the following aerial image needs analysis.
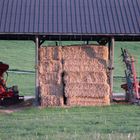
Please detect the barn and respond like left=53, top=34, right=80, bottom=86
left=0, top=0, right=140, bottom=106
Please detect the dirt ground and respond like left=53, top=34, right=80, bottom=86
left=0, top=94, right=132, bottom=114
left=0, top=97, right=34, bottom=114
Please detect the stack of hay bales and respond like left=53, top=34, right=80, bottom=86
left=39, top=46, right=64, bottom=106
left=63, top=45, right=110, bottom=106
left=39, top=45, right=110, bottom=107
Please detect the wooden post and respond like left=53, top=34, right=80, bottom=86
left=108, top=37, right=115, bottom=101
left=35, top=36, right=40, bottom=106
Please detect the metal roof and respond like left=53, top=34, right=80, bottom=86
left=0, top=0, right=140, bottom=41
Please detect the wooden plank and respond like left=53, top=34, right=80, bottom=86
left=35, top=36, right=40, bottom=106
left=108, top=37, right=115, bottom=101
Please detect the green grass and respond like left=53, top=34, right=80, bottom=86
left=0, top=40, right=35, bottom=96
left=114, top=42, right=140, bottom=77
left=0, top=41, right=35, bottom=71
left=0, top=105, right=140, bottom=140
left=113, top=42, right=140, bottom=93
left=6, top=73, right=35, bottom=96
left=113, top=77, right=125, bottom=93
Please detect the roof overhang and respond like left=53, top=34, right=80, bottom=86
left=0, top=33, right=140, bottom=42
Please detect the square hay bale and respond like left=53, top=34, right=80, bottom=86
left=39, top=45, right=110, bottom=107
left=40, top=84, right=63, bottom=96
left=63, top=45, right=108, bottom=61
left=64, top=71, right=107, bottom=84
left=39, top=72, right=62, bottom=85
left=65, top=83, right=110, bottom=98
left=41, top=95, right=64, bottom=106
left=39, top=46, right=62, bottom=61
left=39, top=60, right=62, bottom=73
left=67, top=95, right=110, bottom=106
left=63, top=59, right=107, bottom=72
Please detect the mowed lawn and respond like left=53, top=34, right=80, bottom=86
left=0, top=105, right=140, bottom=140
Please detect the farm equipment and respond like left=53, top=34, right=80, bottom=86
left=121, top=48, right=140, bottom=104
left=0, top=62, right=24, bottom=106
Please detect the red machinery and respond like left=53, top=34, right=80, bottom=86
left=0, top=62, right=24, bottom=106
left=121, top=48, right=140, bottom=104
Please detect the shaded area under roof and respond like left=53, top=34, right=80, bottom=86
left=0, top=0, right=140, bottom=41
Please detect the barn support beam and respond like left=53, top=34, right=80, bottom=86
left=35, top=36, right=40, bottom=106
left=108, top=37, right=115, bottom=101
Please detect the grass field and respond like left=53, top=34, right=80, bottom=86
left=0, top=41, right=140, bottom=140
left=6, top=73, right=35, bottom=96
left=0, top=105, right=140, bottom=140
left=114, top=42, right=140, bottom=77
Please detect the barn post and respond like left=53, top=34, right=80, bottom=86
left=108, top=37, right=115, bottom=101
left=35, top=36, right=40, bottom=106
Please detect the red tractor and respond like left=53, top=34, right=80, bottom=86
left=0, top=62, right=24, bottom=106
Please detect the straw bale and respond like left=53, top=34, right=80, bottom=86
left=65, top=83, right=110, bottom=98
left=40, top=84, right=63, bottom=96
left=39, top=46, right=62, bottom=61
left=63, top=59, right=107, bottom=72
left=41, top=95, right=64, bottom=106
left=39, top=72, right=62, bottom=84
left=93, top=46, right=108, bottom=61
left=71, top=95, right=110, bottom=103
left=39, top=63, right=45, bottom=74
left=64, top=71, right=107, bottom=84
left=63, top=45, right=108, bottom=61
left=39, top=45, right=110, bottom=107
left=39, top=60, right=62, bottom=73
left=67, top=95, right=110, bottom=106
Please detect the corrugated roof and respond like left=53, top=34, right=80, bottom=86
left=0, top=0, right=139, bottom=36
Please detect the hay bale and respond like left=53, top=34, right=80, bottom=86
left=63, top=59, right=107, bottom=72
left=65, top=83, right=109, bottom=98
left=39, top=45, right=110, bottom=107
left=41, top=95, right=64, bottom=106
left=63, top=45, right=108, bottom=61
left=39, top=60, right=62, bottom=73
left=39, top=72, right=62, bottom=84
left=40, top=84, right=63, bottom=96
left=67, top=95, right=110, bottom=106
left=39, top=46, right=62, bottom=61
left=64, top=71, right=107, bottom=84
